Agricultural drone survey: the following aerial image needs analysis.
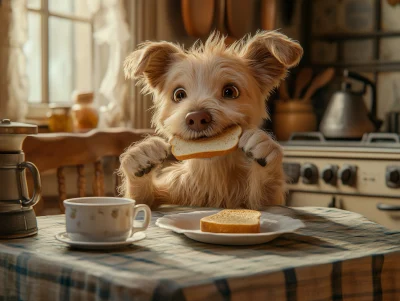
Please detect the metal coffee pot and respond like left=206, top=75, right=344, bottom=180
left=0, top=119, right=42, bottom=239
left=319, top=70, right=382, bottom=139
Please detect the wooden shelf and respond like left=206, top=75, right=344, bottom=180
left=313, top=31, right=400, bottom=42
left=312, top=60, right=400, bottom=73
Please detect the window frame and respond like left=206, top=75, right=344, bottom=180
left=27, top=0, right=94, bottom=113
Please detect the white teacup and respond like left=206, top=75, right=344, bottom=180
left=63, top=197, right=151, bottom=242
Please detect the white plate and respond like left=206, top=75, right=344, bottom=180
left=155, top=210, right=305, bottom=245
left=55, top=232, right=146, bottom=250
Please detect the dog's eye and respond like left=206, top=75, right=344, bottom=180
left=222, top=85, right=239, bottom=99
left=173, top=88, right=187, bottom=102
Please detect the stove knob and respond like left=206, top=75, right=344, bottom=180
left=301, top=163, right=318, bottom=184
left=386, top=167, right=400, bottom=188
left=338, top=165, right=357, bottom=186
left=321, top=165, right=338, bottom=185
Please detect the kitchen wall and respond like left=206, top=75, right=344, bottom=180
left=376, top=0, right=400, bottom=127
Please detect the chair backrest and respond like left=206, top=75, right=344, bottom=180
left=23, top=128, right=154, bottom=214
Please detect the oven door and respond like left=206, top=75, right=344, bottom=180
left=286, top=192, right=400, bottom=230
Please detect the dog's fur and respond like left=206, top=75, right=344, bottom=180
left=118, top=31, right=303, bottom=209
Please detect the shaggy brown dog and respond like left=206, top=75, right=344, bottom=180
left=119, top=31, right=303, bottom=209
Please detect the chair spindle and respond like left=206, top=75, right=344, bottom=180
left=77, top=164, right=86, bottom=197
left=57, top=167, right=67, bottom=213
left=93, top=160, right=105, bottom=196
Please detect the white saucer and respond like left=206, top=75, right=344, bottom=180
left=155, top=210, right=305, bottom=246
left=55, top=232, right=146, bottom=250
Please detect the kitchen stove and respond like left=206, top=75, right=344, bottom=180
left=281, top=132, right=400, bottom=230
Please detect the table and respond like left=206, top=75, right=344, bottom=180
left=0, top=206, right=399, bottom=301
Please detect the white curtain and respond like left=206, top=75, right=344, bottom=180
left=87, top=0, right=131, bottom=128
left=0, top=0, right=28, bottom=121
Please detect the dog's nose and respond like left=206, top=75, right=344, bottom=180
left=185, top=110, right=212, bottom=132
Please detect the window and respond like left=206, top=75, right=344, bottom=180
left=25, top=0, right=93, bottom=105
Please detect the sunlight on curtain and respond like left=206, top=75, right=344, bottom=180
left=24, top=11, right=41, bottom=103
left=87, top=0, right=130, bottom=128
left=0, top=0, right=28, bottom=121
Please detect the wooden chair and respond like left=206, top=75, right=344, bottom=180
left=22, top=128, right=154, bottom=215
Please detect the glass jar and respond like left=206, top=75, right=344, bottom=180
left=47, top=104, right=73, bottom=132
left=71, top=92, right=99, bottom=133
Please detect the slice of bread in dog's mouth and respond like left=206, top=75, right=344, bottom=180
left=200, top=209, right=261, bottom=233
left=169, top=125, right=242, bottom=160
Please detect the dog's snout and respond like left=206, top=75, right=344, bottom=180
left=185, top=110, right=212, bottom=132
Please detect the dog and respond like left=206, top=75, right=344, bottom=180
left=118, top=30, right=303, bottom=210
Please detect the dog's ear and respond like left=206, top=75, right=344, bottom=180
left=241, top=31, right=303, bottom=90
left=124, top=41, right=184, bottom=90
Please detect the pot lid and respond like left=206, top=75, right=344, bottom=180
left=0, top=119, right=38, bottom=135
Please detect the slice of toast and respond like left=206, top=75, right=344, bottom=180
left=200, top=209, right=261, bottom=233
left=170, top=125, right=242, bottom=160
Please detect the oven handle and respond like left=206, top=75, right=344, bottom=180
left=376, top=203, right=400, bottom=211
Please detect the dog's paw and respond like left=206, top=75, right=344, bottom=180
left=120, top=137, right=170, bottom=177
left=238, top=128, right=283, bottom=167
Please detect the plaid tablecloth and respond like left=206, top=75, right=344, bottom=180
left=0, top=206, right=399, bottom=301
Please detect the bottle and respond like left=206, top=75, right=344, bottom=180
left=71, top=92, right=99, bottom=133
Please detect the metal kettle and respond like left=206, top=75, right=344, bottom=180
left=319, top=70, right=382, bottom=139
